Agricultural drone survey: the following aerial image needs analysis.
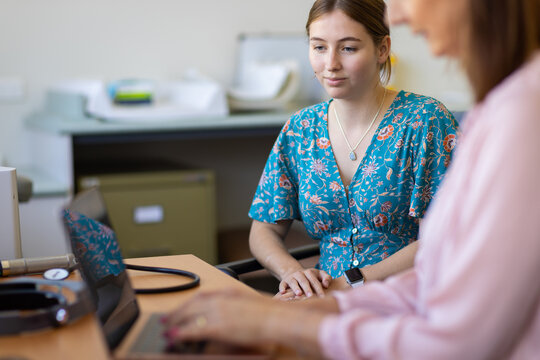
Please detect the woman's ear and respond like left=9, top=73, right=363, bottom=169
left=377, top=35, right=391, bottom=64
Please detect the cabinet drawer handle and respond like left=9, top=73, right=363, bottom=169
left=133, top=205, right=164, bottom=224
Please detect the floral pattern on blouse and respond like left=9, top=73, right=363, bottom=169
left=249, top=91, right=460, bottom=278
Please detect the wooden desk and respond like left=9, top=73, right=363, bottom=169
left=0, top=254, right=266, bottom=360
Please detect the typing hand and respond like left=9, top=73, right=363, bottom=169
left=278, top=268, right=331, bottom=298
left=163, top=289, right=275, bottom=347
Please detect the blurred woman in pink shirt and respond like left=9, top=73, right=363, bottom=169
left=164, top=0, right=540, bottom=358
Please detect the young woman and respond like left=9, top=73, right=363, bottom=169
left=249, top=0, right=459, bottom=299
left=164, top=0, right=540, bottom=358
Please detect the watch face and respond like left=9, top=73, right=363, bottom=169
left=345, top=268, right=364, bottom=283
left=43, top=268, right=70, bottom=281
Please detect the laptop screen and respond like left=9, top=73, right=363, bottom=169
left=62, top=187, right=139, bottom=350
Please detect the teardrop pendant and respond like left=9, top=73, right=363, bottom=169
left=349, top=151, right=357, bottom=161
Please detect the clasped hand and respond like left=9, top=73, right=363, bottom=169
left=277, top=267, right=332, bottom=299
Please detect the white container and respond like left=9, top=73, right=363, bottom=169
left=0, top=167, right=22, bottom=259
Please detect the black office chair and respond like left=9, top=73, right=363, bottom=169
left=216, top=243, right=320, bottom=284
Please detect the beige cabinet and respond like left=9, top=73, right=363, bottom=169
left=79, top=170, right=217, bottom=264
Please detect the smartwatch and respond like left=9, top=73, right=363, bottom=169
left=344, top=268, right=365, bottom=288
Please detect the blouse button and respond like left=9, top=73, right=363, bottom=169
left=353, top=260, right=359, bottom=266
left=352, top=228, right=358, bottom=234
left=353, top=246, right=358, bottom=252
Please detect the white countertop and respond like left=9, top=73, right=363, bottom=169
left=25, top=110, right=292, bottom=136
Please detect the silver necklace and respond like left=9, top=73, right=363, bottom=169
left=333, top=88, right=387, bottom=161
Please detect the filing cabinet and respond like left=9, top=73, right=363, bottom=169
left=78, top=170, right=217, bottom=264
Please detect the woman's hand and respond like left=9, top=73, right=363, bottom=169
left=163, top=288, right=334, bottom=357
left=275, top=274, right=351, bottom=301
left=274, top=288, right=311, bottom=301
left=278, top=268, right=332, bottom=298
left=163, top=289, right=274, bottom=347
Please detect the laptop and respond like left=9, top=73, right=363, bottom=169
left=62, top=187, right=271, bottom=359
left=63, top=187, right=139, bottom=350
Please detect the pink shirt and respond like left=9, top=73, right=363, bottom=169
left=319, top=52, right=540, bottom=360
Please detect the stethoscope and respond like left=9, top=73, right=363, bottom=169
left=125, top=264, right=200, bottom=294
left=44, top=264, right=200, bottom=294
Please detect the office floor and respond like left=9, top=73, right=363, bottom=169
left=217, top=222, right=318, bottom=295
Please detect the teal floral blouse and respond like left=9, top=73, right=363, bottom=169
left=249, top=91, right=459, bottom=278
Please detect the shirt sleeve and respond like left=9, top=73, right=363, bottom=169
left=409, top=101, right=459, bottom=218
left=319, top=269, right=421, bottom=359
left=248, top=118, right=301, bottom=223
left=317, top=86, right=540, bottom=359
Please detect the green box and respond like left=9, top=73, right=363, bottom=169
left=78, top=170, right=217, bottom=264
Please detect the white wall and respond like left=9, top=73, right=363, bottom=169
left=390, top=27, right=472, bottom=111
left=0, top=0, right=471, bottom=167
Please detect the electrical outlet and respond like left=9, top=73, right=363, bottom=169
left=0, top=78, right=24, bottom=102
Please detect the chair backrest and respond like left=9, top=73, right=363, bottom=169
left=216, top=243, right=320, bottom=280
